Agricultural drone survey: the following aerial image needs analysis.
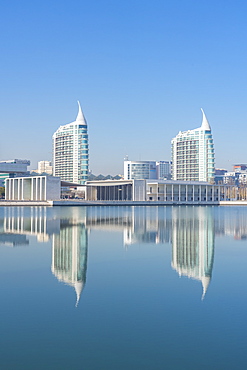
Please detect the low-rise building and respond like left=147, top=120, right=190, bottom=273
left=5, top=176, right=60, bottom=201
left=86, top=179, right=232, bottom=203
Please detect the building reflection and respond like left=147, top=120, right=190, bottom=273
left=171, top=207, right=215, bottom=299
left=51, top=220, right=88, bottom=307
left=1, top=207, right=88, bottom=306
left=2, top=205, right=247, bottom=302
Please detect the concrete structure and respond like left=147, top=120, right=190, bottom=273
left=5, top=176, right=60, bottom=201
left=86, top=179, right=230, bottom=203
left=53, top=102, right=89, bottom=184
left=171, top=109, right=215, bottom=182
left=0, top=159, right=30, bottom=174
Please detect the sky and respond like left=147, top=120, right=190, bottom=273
left=1, top=0, right=247, bottom=175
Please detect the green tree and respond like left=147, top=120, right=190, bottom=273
left=0, top=187, right=5, bottom=198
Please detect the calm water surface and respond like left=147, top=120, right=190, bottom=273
left=0, top=205, right=247, bottom=370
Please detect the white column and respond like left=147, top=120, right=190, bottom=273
left=18, top=180, right=20, bottom=200
left=44, top=177, right=47, bottom=200
left=31, top=178, right=33, bottom=200
left=12, top=179, right=15, bottom=200
left=22, top=179, right=24, bottom=200
left=40, top=178, right=43, bottom=200
left=36, top=178, right=38, bottom=200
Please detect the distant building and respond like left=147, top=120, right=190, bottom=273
left=171, top=109, right=215, bottom=182
left=37, top=161, right=53, bottom=175
left=53, top=102, right=89, bottom=185
left=124, top=160, right=157, bottom=180
left=156, top=161, right=171, bottom=180
left=233, top=164, right=247, bottom=172
left=215, top=168, right=227, bottom=176
left=124, top=160, right=171, bottom=180
left=0, top=159, right=30, bottom=174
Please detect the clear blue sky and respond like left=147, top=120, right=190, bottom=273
left=1, top=0, right=247, bottom=174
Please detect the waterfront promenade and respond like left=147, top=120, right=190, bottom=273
left=1, top=199, right=247, bottom=206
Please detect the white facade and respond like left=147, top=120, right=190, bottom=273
left=171, top=109, right=215, bottom=182
left=86, top=179, right=231, bottom=202
left=124, top=160, right=157, bottom=180
left=37, top=161, right=53, bottom=175
left=5, top=176, right=60, bottom=201
left=53, top=102, right=89, bottom=185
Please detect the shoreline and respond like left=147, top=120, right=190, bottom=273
left=1, top=200, right=247, bottom=206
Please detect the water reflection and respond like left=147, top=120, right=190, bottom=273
left=52, top=220, right=88, bottom=307
left=171, top=207, right=214, bottom=299
left=0, top=206, right=246, bottom=303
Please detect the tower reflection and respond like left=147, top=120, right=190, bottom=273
left=171, top=207, right=214, bottom=299
left=4, top=205, right=247, bottom=302
left=51, top=220, right=88, bottom=307
left=1, top=207, right=88, bottom=306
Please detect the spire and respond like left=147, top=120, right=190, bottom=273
left=201, top=276, right=211, bottom=300
left=200, top=108, right=211, bottom=131
left=76, top=101, right=87, bottom=125
left=74, top=281, right=84, bottom=307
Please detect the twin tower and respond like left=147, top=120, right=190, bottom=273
left=52, top=102, right=89, bottom=185
left=53, top=104, right=214, bottom=185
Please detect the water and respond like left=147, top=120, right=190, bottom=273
left=0, top=205, right=247, bottom=369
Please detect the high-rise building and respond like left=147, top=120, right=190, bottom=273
left=53, top=102, right=89, bottom=184
left=171, top=109, right=215, bottom=182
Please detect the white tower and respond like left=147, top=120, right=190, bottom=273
left=171, top=109, right=215, bottom=182
left=53, top=102, right=89, bottom=184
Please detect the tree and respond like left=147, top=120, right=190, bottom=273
left=0, top=187, right=5, bottom=198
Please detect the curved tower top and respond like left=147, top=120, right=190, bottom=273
left=200, top=108, right=211, bottom=131
left=76, top=101, right=87, bottom=125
